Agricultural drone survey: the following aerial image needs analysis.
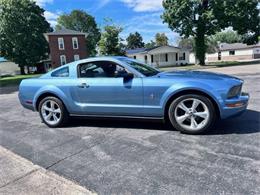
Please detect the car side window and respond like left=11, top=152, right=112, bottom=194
left=78, top=61, right=128, bottom=78
left=51, top=67, right=69, bottom=77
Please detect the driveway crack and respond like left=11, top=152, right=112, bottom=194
left=0, top=169, right=39, bottom=189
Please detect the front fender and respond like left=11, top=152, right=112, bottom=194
left=33, top=85, right=71, bottom=111
left=160, top=81, right=224, bottom=114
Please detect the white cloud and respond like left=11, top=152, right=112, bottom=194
left=34, top=0, right=53, bottom=7
left=98, top=0, right=111, bottom=9
left=120, top=12, right=180, bottom=45
left=121, top=0, right=163, bottom=12
left=44, top=11, right=60, bottom=27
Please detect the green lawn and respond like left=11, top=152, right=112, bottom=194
left=0, top=74, right=41, bottom=87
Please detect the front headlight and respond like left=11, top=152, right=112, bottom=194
left=227, top=85, right=242, bottom=99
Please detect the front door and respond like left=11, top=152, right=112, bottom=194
left=70, top=60, right=143, bottom=116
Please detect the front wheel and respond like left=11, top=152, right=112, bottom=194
left=39, top=96, right=68, bottom=128
left=168, top=94, right=216, bottom=134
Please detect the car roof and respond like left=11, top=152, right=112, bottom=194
left=71, top=56, right=129, bottom=65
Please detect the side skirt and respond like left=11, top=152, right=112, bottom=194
left=69, top=114, right=164, bottom=121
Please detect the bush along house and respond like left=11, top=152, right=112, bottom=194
left=44, top=29, right=88, bottom=69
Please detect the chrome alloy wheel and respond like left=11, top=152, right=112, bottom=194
left=40, top=100, right=61, bottom=125
left=174, top=98, right=210, bottom=131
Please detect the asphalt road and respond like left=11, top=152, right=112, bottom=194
left=0, top=70, right=259, bottom=194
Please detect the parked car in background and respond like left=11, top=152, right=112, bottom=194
left=18, top=57, right=249, bottom=134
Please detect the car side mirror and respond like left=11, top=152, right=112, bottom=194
left=115, top=71, right=134, bottom=80
left=123, top=72, right=134, bottom=81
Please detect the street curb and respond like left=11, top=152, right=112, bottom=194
left=0, top=146, right=96, bottom=195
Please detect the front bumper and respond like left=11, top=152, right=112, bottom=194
left=220, top=92, right=249, bottom=119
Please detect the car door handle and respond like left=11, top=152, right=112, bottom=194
left=77, top=83, right=89, bottom=88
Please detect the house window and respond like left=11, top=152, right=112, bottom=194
left=218, top=52, right=221, bottom=60
left=58, top=38, right=64, bottom=50
left=144, top=55, right=148, bottom=63
left=229, top=50, right=235, bottom=55
left=72, top=37, right=79, bottom=49
left=74, top=54, right=80, bottom=61
left=133, top=56, right=136, bottom=59
left=165, top=53, right=168, bottom=62
left=151, top=55, right=154, bottom=63
left=183, top=52, right=186, bottom=60
left=60, top=55, right=66, bottom=65
left=176, top=53, right=178, bottom=61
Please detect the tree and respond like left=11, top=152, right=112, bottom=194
left=126, top=32, right=145, bottom=49
left=211, top=30, right=242, bottom=44
left=162, top=0, right=260, bottom=65
left=98, top=21, right=125, bottom=56
left=145, top=40, right=156, bottom=49
left=178, top=38, right=194, bottom=51
left=56, top=10, right=101, bottom=56
left=155, top=33, right=169, bottom=46
left=207, top=30, right=243, bottom=53
left=0, top=0, right=50, bottom=74
left=179, top=30, right=242, bottom=54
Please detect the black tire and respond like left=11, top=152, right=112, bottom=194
left=168, top=94, right=216, bottom=134
left=38, top=96, right=69, bottom=128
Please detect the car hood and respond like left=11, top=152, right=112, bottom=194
left=157, top=70, right=242, bottom=83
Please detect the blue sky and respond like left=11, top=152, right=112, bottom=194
left=35, top=0, right=180, bottom=45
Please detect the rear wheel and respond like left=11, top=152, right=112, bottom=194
left=168, top=94, right=216, bottom=134
left=39, top=96, right=68, bottom=128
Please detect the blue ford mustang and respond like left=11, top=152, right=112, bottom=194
left=19, top=56, right=249, bottom=134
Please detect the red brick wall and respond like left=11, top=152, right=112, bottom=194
left=48, top=35, right=88, bottom=68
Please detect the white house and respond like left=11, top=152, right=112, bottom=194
left=189, top=43, right=260, bottom=64
left=126, top=46, right=190, bottom=67
left=0, top=57, right=20, bottom=76
left=208, top=43, right=260, bottom=62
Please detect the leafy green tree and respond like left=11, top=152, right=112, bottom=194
left=155, top=33, right=169, bottom=46
left=0, top=0, right=50, bottom=74
left=162, top=0, right=260, bottom=65
left=211, top=30, right=242, bottom=44
left=179, top=30, right=242, bottom=53
left=178, top=38, right=194, bottom=51
left=207, top=30, right=243, bottom=53
left=126, top=32, right=145, bottom=49
left=56, top=10, right=101, bottom=56
left=98, top=22, right=125, bottom=56
left=145, top=40, right=156, bottom=49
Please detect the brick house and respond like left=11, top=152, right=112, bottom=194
left=44, top=29, right=88, bottom=68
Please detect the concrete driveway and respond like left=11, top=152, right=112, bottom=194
left=0, top=65, right=259, bottom=194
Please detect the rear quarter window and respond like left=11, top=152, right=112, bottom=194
left=51, top=67, right=69, bottom=77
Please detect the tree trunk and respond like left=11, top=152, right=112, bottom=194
left=20, top=65, right=25, bottom=75
left=195, top=17, right=206, bottom=65
left=27, top=66, right=30, bottom=74
left=195, top=33, right=206, bottom=66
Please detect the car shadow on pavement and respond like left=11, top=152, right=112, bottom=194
left=68, top=117, right=171, bottom=131
left=206, top=109, right=260, bottom=135
left=67, top=109, right=259, bottom=135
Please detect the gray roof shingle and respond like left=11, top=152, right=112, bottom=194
left=45, top=28, right=87, bottom=36
left=219, top=43, right=260, bottom=51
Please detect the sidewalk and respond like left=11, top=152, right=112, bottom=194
left=0, top=146, right=94, bottom=195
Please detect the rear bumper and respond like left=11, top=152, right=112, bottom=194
left=18, top=92, right=35, bottom=111
left=220, top=92, right=249, bottom=119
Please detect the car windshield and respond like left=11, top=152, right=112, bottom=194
left=120, top=58, right=160, bottom=76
